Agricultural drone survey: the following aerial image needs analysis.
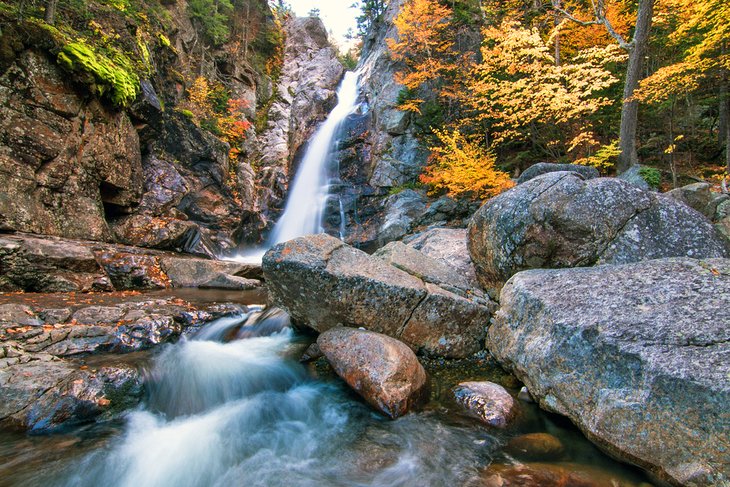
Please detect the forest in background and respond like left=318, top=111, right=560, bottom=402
left=2, top=0, right=728, bottom=202
left=362, top=0, right=729, bottom=198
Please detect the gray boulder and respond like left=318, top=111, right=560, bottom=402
left=317, top=327, right=428, bottom=419
left=517, top=163, right=599, bottom=184
left=488, top=258, right=730, bottom=486
left=666, top=182, right=728, bottom=221
left=468, top=172, right=729, bottom=287
left=404, top=227, right=479, bottom=288
left=263, top=234, right=493, bottom=358
left=377, top=190, right=428, bottom=245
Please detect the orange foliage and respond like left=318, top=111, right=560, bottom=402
left=386, top=0, right=460, bottom=111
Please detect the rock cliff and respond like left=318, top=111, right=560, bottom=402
left=0, top=4, right=343, bottom=255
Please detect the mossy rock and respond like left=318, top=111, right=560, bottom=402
left=57, top=40, right=139, bottom=107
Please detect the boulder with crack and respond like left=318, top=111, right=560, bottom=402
left=263, top=234, right=494, bottom=358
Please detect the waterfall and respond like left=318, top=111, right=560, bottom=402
left=267, top=71, right=360, bottom=246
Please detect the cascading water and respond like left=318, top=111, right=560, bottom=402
left=49, top=312, right=492, bottom=487
left=229, top=72, right=360, bottom=264
left=267, top=71, right=360, bottom=246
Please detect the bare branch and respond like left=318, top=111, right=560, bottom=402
left=550, top=0, right=599, bottom=26
left=552, top=0, right=631, bottom=51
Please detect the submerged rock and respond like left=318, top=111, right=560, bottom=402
left=468, top=172, right=729, bottom=287
left=452, top=381, right=515, bottom=428
left=488, top=257, right=730, bottom=486
left=317, top=327, right=428, bottom=419
left=481, top=462, right=644, bottom=487
left=263, top=234, right=494, bottom=358
left=504, top=433, right=565, bottom=461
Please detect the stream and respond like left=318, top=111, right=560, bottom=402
left=0, top=294, right=654, bottom=487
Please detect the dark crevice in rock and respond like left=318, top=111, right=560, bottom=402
left=395, top=291, right=428, bottom=339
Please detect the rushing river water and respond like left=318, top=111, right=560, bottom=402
left=0, top=303, right=654, bottom=487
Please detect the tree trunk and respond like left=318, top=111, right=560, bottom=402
left=725, top=89, right=730, bottom=173
left=616, top=0, right=654, bottom=174
left=44, top=0, right=58, bottom=24
left=553, top=0, right=561, bottom=65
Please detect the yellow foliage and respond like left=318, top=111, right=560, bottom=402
left=463, top=21, right=625, bottom=155
left=420, top=128, right=514, bottom=199
left=636, top=0, right=729, bottom=103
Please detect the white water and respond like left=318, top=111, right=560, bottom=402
left=228, top=72, right=360, bottom=264
left=268, top=71, right=360, bottom=245
left=56, top=313, right=489, bottom=487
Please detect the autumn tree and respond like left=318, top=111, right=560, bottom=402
left=463, top=21, right=624, bottom=162
left=553, top=0, right=655, bottom=173
left=636, top=0, right=730, bottom=172
left=420, top=128, right=514, bottom=199
left=386, top=0, right=459, bottom=113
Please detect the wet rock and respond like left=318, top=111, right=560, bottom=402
left=96, top=251, right=170, bottom=290
left=264, top=234, right=494, bottom=358
left=317, top=327, right=428, bottom=419
left=299, top=342, right=323, bottom=362
left=488, top=257, right=730, bottom=486
left=517, top=163, right=599, bottom=184
left=403, top=227, right=480, bottom=288
left=468, top=172, right=730, bottom=286
left=199, top=274, right=261, bottom=290
left=160, top=257, right=262, bottom=286
left=504, top=433, right=565, bottom=461
left=71, top=306, right=125, bottom=325
left=452, top=381, right=515, bottom=428
left=377, top=190, right=428, bottom=245
left=1, top=357, right=142, bottom=432
left=0, top=234, right=111, bottom=292
left=517, top=387, right=533, bottom=403
left=0, top=304, right=42, bottom=327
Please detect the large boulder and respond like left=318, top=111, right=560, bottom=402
left=404, top=227, right=479, bottom=288
left=0, top=234, right=111, bottom=292
left=317, top=327, right=428, bottom=418
left=488, top=258, right=730, bottom=486
left=517, top=162, right=599, bottom=184
left=263, top=234, right=493, bottom=358
left=468, top=172, right=730, bottom=287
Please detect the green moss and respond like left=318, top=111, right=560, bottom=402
left=178, top=109, right=194, bottom=118
left=58, top=41, right=139, bottom=107
left=638, top=166, right=661, bottom=189
left=158, top=33, right=171, bottom=48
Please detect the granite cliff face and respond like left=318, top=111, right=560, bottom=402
left=245, top=17, right=344, bottom=241
left=320, top=0, right=432, bottom=249
left=0, top=5, right=343, bottom=255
